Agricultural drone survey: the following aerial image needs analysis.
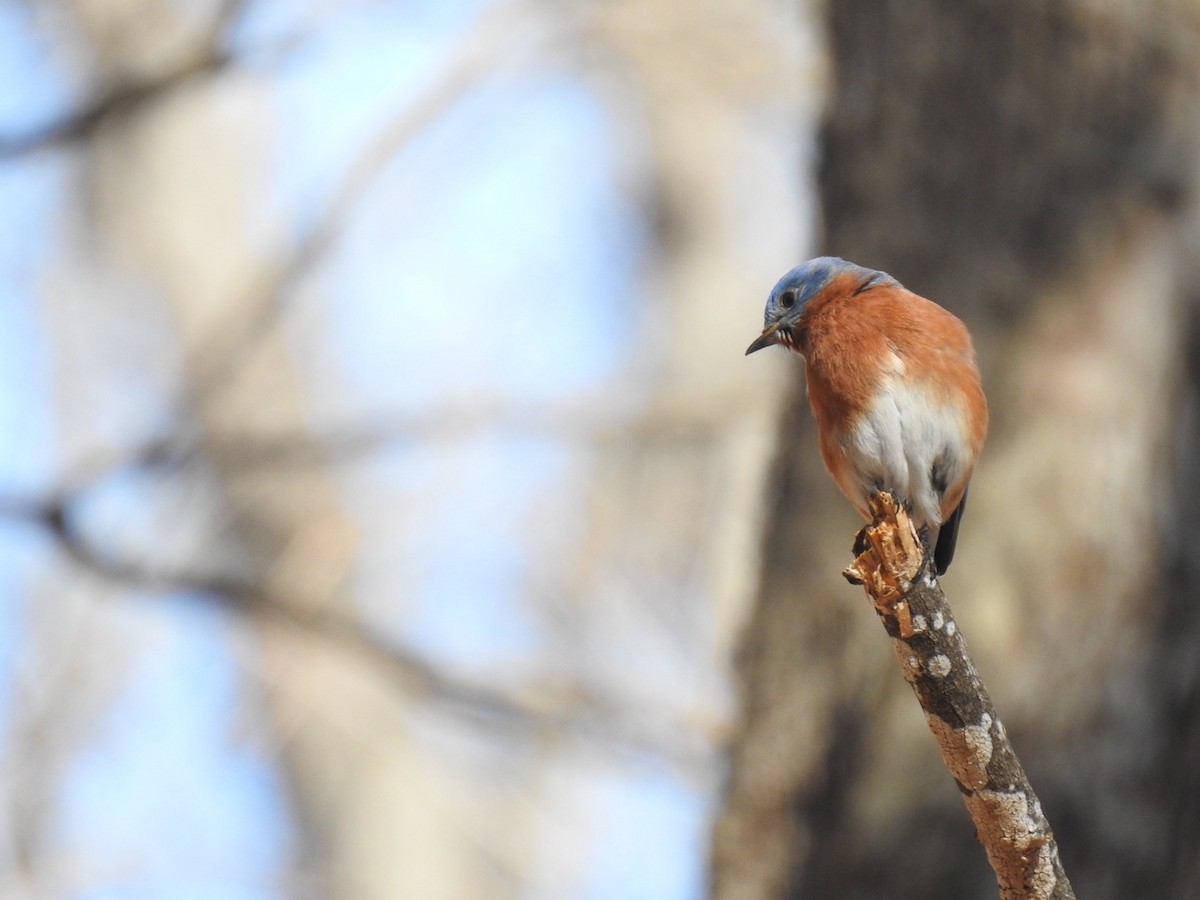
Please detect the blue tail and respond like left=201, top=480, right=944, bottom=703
left=934, top=486, right=969, bottom=575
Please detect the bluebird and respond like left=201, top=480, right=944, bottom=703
left=746, top=257, right=988, bottom=574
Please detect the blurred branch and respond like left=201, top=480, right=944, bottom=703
left=28, top=391, right=720, bottom=499
left=0, top=50, right=231, bottom=158
left=0, top=0, right=249, bottom=158
left=0, top=485, right=713, bottom=776
left=180, top=406, right=719, bottom=471
left=844, top=492, right=1074, bottom=900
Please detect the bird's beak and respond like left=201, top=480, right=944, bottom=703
left=745, top=322, right=781, bottom=356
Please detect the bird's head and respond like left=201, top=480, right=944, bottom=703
left=745, top=257, right=894, bottom=355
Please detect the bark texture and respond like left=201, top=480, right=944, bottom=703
left=846, top=493, right=1073, bottom=900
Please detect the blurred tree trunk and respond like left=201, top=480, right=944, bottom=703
left=711, top=1, right=1200, bottom=898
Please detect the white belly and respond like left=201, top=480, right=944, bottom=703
left=842, top=376, right=970, bottom=527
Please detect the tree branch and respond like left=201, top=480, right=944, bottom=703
left=0, top=51, right=230, bottom=159
left=0, top=489, right=711, bottom=776
left=843, top=492, right=1074, bottom=900
left=0, top=0, right=253, bottom=160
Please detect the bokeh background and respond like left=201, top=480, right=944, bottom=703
left=1, top=1, right=1199, bottom=898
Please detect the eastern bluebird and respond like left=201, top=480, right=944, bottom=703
left=746, top=257, right=988, bottom=574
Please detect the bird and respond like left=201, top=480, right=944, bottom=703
left=746, top=257, right=988, bottom=574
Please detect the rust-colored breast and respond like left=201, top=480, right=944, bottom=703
left=798, top=276, right=988, bottom=513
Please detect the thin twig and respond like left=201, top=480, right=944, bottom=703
left=844, top=491, right=1075, bottom=900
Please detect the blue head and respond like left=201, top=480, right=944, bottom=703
left=745, top=257, right=894, bottom=355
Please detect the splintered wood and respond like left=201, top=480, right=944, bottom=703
left=842, top=492, right=923, bottom=637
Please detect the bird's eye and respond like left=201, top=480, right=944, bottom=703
left=780, top=290, right=796, bottom=310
